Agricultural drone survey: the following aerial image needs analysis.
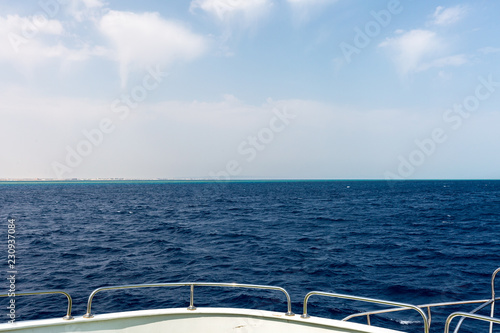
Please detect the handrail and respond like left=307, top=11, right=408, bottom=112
left=453, top=267, right=500, bottom=333
left=344, top=299, right=493, bottom=318
left=301, top=291, right=429, bottom=333
left=452, top=299, right=495, bottom=333
left=83, top=282, right=294, bottom=318
left=342, top=267, right=500, bottom=333
left=0, top=290, right=73, bottom=320
left=343, top=298, right=497, bottom=327
left=445, top=312, right=500, bottom=333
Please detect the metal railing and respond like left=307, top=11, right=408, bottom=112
left=343, top=298, right=498, bottom=327
left=489, top=267, right=500, bottom=333
left=339, top=267, right=500, bottom=333
left=83, top=282, right=294, bottom=318
left=451, top=267, right=500, bottom=333
left=3, top=267, right=499, bottom=332
left=301, top=291, right=429, bottom=333
left=449, top=298, right=498, bottom=333
left=0, top=290, right=73, bottom=320
left=445, top=312, right=500, bottom=333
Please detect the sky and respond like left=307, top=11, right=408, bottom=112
left=1, top=0, right=499, bottom=180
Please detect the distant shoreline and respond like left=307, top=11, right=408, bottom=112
left=0, top=178, right=498, bottom=184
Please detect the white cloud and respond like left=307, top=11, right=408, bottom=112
left=379, top=5, right=471, bottom=76
left=81, top=0, right=105, bottom=8
left=417, top=54, right=468, bottom=72
left=379, top=29, right=441, bottom=75
left=479, top=47, right=500, bottom=55
left=379, top=30, right=469, bottom=75
left=190, top=0, right=271, bottom=23
left=286, top=0, right=336, bottom=4
left=379, top=3, right=473, bottom=76
left=98, top=11, right=207, bottom=87
left=190, top=0, right=271, bottom=57
left=0, top=5, right=208, bottom=87
left=431, top=5, right=467, bottom=26
left=66, top=0, right=106, bottom=22
left=0, top=14, right=98, bottom=68
left=0, top=14, right=64, bottom=48
left=2, top=86, right=499, bottom=179
left=437, top=70, right=452, bottom=81
left=286, top=0, right=338, bottom=24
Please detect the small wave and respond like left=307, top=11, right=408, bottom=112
left=313, top=216, right=346, bottom=222
left=396, top=319, right=422, bottom=325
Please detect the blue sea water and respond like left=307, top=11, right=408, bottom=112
left=1, top=180, right=500, bottom=332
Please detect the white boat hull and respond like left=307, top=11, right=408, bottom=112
left=0, top=308, right=404, bottom=333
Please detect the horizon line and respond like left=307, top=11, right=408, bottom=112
left=1, top=178, right=499, bottom=183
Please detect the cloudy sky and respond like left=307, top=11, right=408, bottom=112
left=1, top=0, right=499, bottom=180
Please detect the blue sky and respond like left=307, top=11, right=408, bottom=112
left=1, top=0, right=499, bottom=179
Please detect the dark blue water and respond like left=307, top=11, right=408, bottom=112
left=1, top=180, right=499, bottom=332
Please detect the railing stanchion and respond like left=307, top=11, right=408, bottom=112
left=187, top=284, right=196, bottom=310
left=427, top=306, right=432, bottom=327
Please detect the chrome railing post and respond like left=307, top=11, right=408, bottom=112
left=187, top=284, right=196, bottom=310
left=426, top=306, right=432, bottom=327
left=301, top=292, right=311, bottom=318
left=83, top=287, right=99, bottom=318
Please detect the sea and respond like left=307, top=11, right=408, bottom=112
left=1, top=180, right=499, bottom=333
